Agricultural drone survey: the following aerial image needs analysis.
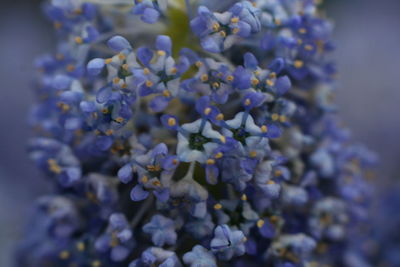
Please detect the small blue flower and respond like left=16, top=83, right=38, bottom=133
left=210, top=224, right=246, bottom=260
left=183, top=245, right=217, bottom=267
left=143, top=214, right=177, bottom=247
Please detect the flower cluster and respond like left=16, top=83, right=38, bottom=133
left=17, top=0, right=377, bottom=266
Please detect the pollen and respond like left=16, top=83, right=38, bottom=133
left=113, top=77, right=121, bottom=84
left=145, top=80, right=154, bottom=87
left=232, top=28, right=240, bottom=34
left=266, top=79, right=274, bottom=87
left=48, top=159, right=62, bottom=174
left=74, top=36, right=83, bottom=44
left=267, top=180, right=275, bottom=185
left=207, top=159, right=215, bottom=165
left=220, top=136, right=226, bottom=143
left=59, top=250, right=70, bottom=260
left=294, top=60, right=304, bottom=68
left=271, top=113, right=279, bottom=121
left=251, top=79, right=260, bottom=86
left=118, top=53, right=126, bottom=60
left=226, top=75, right=234, bottom=82
left=244, top=98, right=251, bottom=106
left=216, top=113, right=224, bottom=121
left=195, top=61, right=203, bottom=68
left=241, top=194, right=247, bottom=201
left=257, top=219, right=265, bottom=228
left=274, top=169, right=283, bottom=177
left=163, top=90, right=171, bottom=97
left=204, top=107, right=212, bottom=115
left=91, top=260, right=101, bottom=267
left=141, top=176, right=149, bottom=183
left=143, top=68, right=150, bottom=75
left=219, top=31, right=227, bottom=37
left=170, top=67, right=178, bottom=75
left=122, top=64, right=129, bottom=70
left=299, top=28, right=307, bottom=34
left=105, top=129, right=114, bottom=136
left=54, top=22, right=62, bottom=29
left=76, top=242, right=85, bottom=251
left=105, top=58, right=113, bottom=64
left=67, top=64, right=75, bottom=72
left=152, top=180, right=161, bottom=186
left=157, top=50, right=166, bottom=56
left=200, top=74, right=209, bottom=82
left=115, top=117, right=124, bottom=123
left=261, top=125, right=268, bottom=133
left=231, top=17, right=239, bottom=23
left=172, top=159, right=179, bottom=165
left=214, top=203, right=222, bottom=210
left=249, top=151, right=257, bottom=158
left=215, top=152, right=223, bottom=159
left=212, top=23, right=220, bottom=31
left=168, top=117, right=176, bottom=126
left=279, top=115, right=287, bottom=123
left=305, top=44, right=313, bottom=51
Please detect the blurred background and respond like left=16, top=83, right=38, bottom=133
left=0, top=0, right=398, bottom=266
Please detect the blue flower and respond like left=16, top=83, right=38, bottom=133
left=143, top=214, right=177, bottom=247
left=210, top=224, right=246, bottom=260
left=183, top=245, right=217, bottom=267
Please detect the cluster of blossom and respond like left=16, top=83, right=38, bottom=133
left=17, top=0, right=377, bottom=266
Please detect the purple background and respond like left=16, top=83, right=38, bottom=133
left=0, top=0, right=398, bottom=265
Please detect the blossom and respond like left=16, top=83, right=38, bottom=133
left=143, top=214, right=177, bottom=247
left=210, top=224, right=246, bottom=260
left=183, top=245, right=217, bottom=267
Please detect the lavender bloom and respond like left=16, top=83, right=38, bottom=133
left=17, top=0, right=379, bottom=266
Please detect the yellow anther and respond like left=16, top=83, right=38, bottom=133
left=170, top=67, right=178, bottom=75
left=101, top=108, right=109, bottom=114
left=232, top=28, right=240, bottom=34
left=267, top=180, right=275, bottom=185
left=271, top=113, right=279, bottom=121
left=226, top=75, right=234, bottom=82
left=243, top=237, right=248, bottom=242
left=67, top=64, right=75, bottom=72
left=57, top=102, right=70, bottom=112
left=105, top=129, right=114, bottom=136
left=204, top=107, right=212, bottom=115
left=147, top=165, right=161, bottom=172
left=244, top=98, right=251, bottom=106
left=261, top=125, right=268, bottom=133
left=212, top=23, right=220, bottom=31
left=74, top=36, right=83, bottom=44
left=163, top=90, right=171, bottom=97
left=249, top=151, right=257, bottom=158
left=219, top=31, right=227, bottom=37
left=74, top=8, right=83, bottom=15
left=91, top=260, right=101, bottom=267
left=214, top=203, right=222, bottom=210
left=231, top=17, right=240, bottom=23
left=299, top=28, right=307, bottom=34
left=59, top=250, right=70, bottom=260
left=305, top=44, right=313, bottom=51
left=54, top=22, right=62, bottom=29
left=270, top=215, right=279, bottom=223
left=94, top=129, right=101, bottom=135
left=121, top=83, right=128, bottom=89
left=172, top=159, right=179, bottom=165
left=145, top=80, right=153, bottom=87
left=113, top=77, right=121, bottom=84
left=76, top=242, right=85, bottom=251
left=215, top=152, right=223, bottom=159
left=105, top=58, right=113, bottom=64
left=118, top=53, right=126, bottom=60
left=168, top=117, right=176, bottom=126
left=297, top=39, right=303, bottom=45
left=257, top=219, right=265, bottom=228
left=152, top=180, right=161, bottom=186
left=274, top=18, right=281, bottom=26
left=143, top=68, right=150, bottom=75
left=254, top=70, right=261, bottom=76
left=195, top=61, right=203, bottom=68
left=269, top=72, right=277, bottom=78
left=279, top=115, right=287, bottom=123
left=141, top=176, right=149, bottom=183
left=200, top=74, right=209, bottom=82
left=241, top=194, right=247, bottom=201
left=122, top=63, right=129, bottom=70
left=48, top=159, right=62, bottom=174
left=294, top=60, right=304, bottom=68
left=220, top=136, right=226, bottom=143
left=212, top=82, right=220, bottom=88
left=207, top=159, right=215, bottom=165
left=274, top=170, right=283, bottom=177
left=157, top=50, right=166, bottom=56
left=251, top=79, right=260, bottom=86
left=266, top=79, right=274, bottom=87
left=216, top=113, right=224, bottom=121
left=115, top=117, right=124, bottom=123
